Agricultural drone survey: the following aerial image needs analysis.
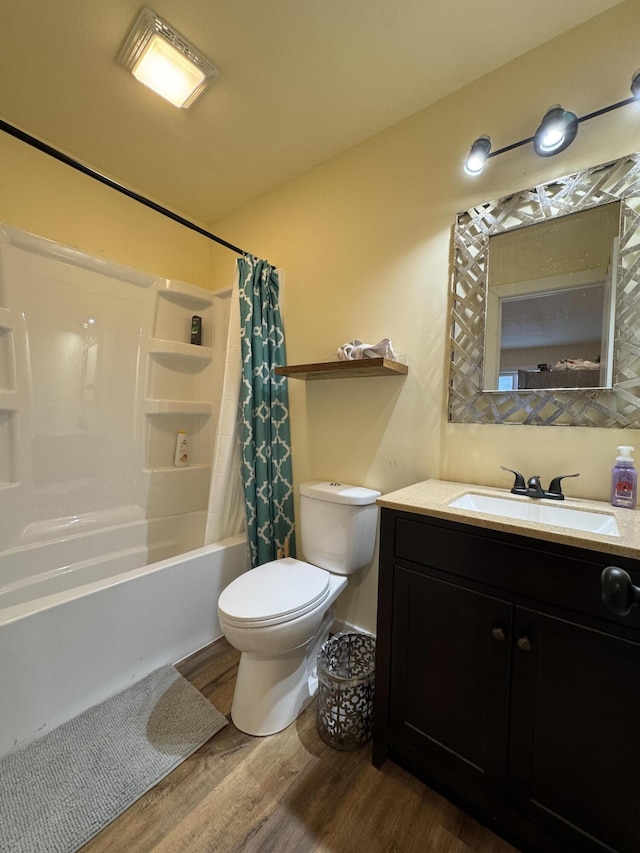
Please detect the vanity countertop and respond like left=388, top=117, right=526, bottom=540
left=378, top=479, right=640, bottom=560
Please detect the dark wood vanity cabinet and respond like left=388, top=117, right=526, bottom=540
left=389, top=567, right=513, bottom=799
left=373, top=509, right=640, bottom=853
left=508, top=607, right=640, bottom=853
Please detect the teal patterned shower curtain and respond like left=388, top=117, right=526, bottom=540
left=237, top=255, right=296, bottom=567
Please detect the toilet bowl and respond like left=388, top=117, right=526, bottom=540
left=218, top=481, right=380, bottom=736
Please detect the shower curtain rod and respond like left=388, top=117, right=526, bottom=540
left=0, top=118, right=248, bottom=257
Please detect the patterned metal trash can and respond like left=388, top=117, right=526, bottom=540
left=316, top=632, right=376, bottom=751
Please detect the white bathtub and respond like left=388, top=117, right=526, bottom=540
left=0, top=519, right=248, bottom=758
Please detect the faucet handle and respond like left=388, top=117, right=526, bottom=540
left=547, top=473, right=580, bottom=498
left=500, top=466, right=527, bottom=493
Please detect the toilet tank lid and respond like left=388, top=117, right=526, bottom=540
left=299, top=481, right=381, bottom=506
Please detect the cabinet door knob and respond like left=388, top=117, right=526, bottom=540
left=601, top=566, right=640, bottom=616
left=517, top=636, right=532, bottom=652
left=491, top=627, right=506, bottom=641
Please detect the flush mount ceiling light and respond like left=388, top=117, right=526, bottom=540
left=118, top=8, right=219, bottom=109
left=463, top=68, right=640, bottom=175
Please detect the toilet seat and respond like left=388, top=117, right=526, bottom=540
left=218, top=557, right=331, bottom=628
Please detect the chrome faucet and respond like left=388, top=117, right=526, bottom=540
left=501, top=467, right=580, bottom=500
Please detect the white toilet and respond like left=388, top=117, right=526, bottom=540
left=218, top=480, right=380, bottom=736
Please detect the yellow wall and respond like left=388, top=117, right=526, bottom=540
left=0, top=132, right=221, bottom=290
left=211, top=0, right=640, bottom=632
left=2, top=3, right=639, bottom=633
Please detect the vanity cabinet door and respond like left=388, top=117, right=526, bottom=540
left=509, top=606, right=640, bottom=853
left=389, top=566, right=513, bottom=798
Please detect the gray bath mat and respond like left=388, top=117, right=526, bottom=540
left=0, top=665, right=228, bottom=853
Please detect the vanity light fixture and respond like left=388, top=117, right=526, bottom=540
left=118, top=8, right=219, bottom=109
left=533, top=105, right=578, bottom=156
left=463, top=135, right=492, bottom=175
left=464, top=68, right=640, bottom=175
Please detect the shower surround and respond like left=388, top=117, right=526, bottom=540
left=0, top=225, right=247, bottom=757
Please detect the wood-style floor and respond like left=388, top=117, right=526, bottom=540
left=82, top=638, right=519, bottom=853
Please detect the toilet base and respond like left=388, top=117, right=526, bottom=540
left=231, top=609, right=334, bottom=736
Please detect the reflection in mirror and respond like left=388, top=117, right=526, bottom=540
left=448, top=151, right=640, bottom=427
left=483, top=202, right=620, bottom=391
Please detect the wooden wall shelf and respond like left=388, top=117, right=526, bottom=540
left=275, top=358, right=408, bottom=381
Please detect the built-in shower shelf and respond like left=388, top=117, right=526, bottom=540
left=143, top=464, right=211, bottom=474
left=143, top=399, right=213, bottom=415
left=156, top=281, right=215, bottom=311
left=276, top=358, right=408, bottom=380
left=148, top=338, right=213, bottom=361
left=0, top=308, right=11, bottom=330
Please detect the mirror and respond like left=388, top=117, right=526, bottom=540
left=483, top=202, right=620, bottom=391
left=449, top=152, right=640, bottom=427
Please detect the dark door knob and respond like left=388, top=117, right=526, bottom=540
left=601, top=566, right=640, bottom=616
left=517, top=636, right=532, bottom=652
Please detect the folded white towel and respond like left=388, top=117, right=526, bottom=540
left=337, top=338, right=396, bottom=361
left=553, top=358, right=600, bottom=371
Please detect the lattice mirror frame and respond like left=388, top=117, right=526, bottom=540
left=448, top=152, right=640, bottom=427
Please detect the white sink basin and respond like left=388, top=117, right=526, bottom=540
left=448, top=492, right=620, bottom=536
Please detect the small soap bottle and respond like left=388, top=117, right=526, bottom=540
left=611, top=445, right=637, bottom=508
left=191, top=316, right=202, bottom=346
left=174, top=431, right=189, bottom=468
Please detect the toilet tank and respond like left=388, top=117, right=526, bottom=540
left=299, top=481, right=381, bottom=575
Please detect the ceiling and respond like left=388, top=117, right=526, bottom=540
left=501, top=285, right=605, bottom=351
left=0, top=0, right=626, bottom=226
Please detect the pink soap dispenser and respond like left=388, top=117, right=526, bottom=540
left=611, top=445, right=637, bottom=508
